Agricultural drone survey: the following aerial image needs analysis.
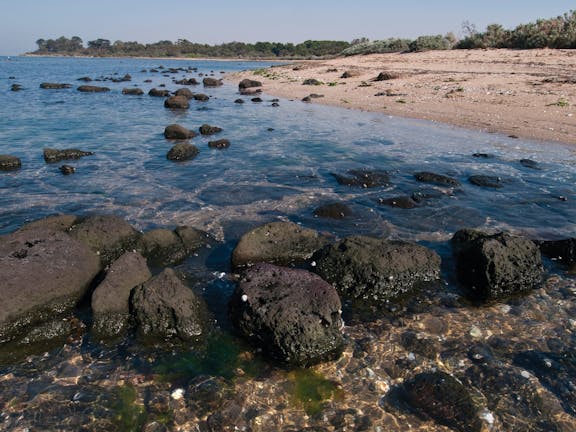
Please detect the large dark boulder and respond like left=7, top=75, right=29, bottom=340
left=77, top=85, right=110, bottom=92
left=68, top=214, right=142, bottom=268
left=203, top=77, right=222, bottom=87
left=537, top=238, right=576, bottom=267
left=414, top=171, right=460, bottom=187
left=0, top=155, right=21, bottom=171
left=164, top=124, right=197, bottom=140
left=231, top=221, right=329, bottom=268
left=131, top=268, right=207, bottom=342
left=91, top=251, right=151, bottom=338
left=238, top=79, right=262, bottom=90
left=332, top=169, right=390, bottom=188
left=451, top=229, right=544, bottom=302
left=0, top=228, right=100, bottom=342
left=167, top=142, right=199, bottom=161
left=40, top=83, right=72, bottom=89
left=122, top=87, right=144, bottom=96
left=164, top=95, right=190, bottom=109
left=229, top=263, right=344, bottom=366
left=199, top=124, right=223, bottom=135
left=311, top=236, right=441, bottom=302
left=43, top=148, right=94, bottom=163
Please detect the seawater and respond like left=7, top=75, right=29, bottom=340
left=1, top=56, right=575, bottom=246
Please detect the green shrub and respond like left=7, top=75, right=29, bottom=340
left=408, top=35, right=453, bottom=52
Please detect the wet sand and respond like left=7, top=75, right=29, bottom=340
left=228, top=49, right=576, bottom=145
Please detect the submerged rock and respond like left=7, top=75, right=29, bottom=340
left=229, top=263, right=344, bottom=366
left=414, top=171, right=460, bottom=187
left=91, top=251, right=151, bottom=338
left=131, top=268, right=207, bottom=342
left=332, top=169, right=390, bottom=188
left=164, top=124, right=197, bottom=140
left=231, top=221, right=329, bottom=268
left=0, top=228, right=100, bottom=343
left=469, top=175, right=503, bottom=188
left=451, top=229, right=544, bottom=302
left=311, top=236, right=441, bottom=302
left=43, top=148, right=94, bottom=163
left=167, top=142, right=199, bottom=161
left=0, top=155, right=21, bottom=171
left=313, top=202, right=353, bottom=219
left=378, top=196, right=418, bottom=209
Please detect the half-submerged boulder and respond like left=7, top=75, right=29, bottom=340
left=414, top=171, right=460, bottom=187
left=0, top=228, right=100, bottom=343
left=91, top=251, right=152, bottom=338
left=167, top=142, right=199, bottom=161
left=203, top=77, right=222, bottom=87
left=149, top=88, right=170, bottom=97
left=0, top=155, right=21, bottom=171
left=164, top=124, right=197, bottom=140
left=43, top=148, right=94, bottom=163
left=40, top=83, right=72, bottom=89
left=238, top=78, right=262, bottom=90
left=229, top=263, right=344, bottom=366
left=451, top=229, right=544, bottom=302
left=231, top=221, right=329, bottom=268
left=199, top=124, right=222, bottom=135
left=311, top=236, right=441, bottom=302
left=332, top=169, right=390, bottom=188
left=208, top=139, right=230, bottom=149
left=173, top=88, right=194, bottom=99
left=131, top=268, right=208, bottom=342
left=122, top=88, right=144, bottom=95
left=164, top=95, right=190, bottom=109
left=313, top=202, right=353, bottom=219
left=77, top=85, right=110, bottom=92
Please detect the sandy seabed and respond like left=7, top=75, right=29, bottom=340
left=229, top=49, right=576, bottom=145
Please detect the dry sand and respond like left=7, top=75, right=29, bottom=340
left=229, top=49, right=576, bottom=145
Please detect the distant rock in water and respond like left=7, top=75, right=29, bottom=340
left=193, top=93, right=209, bottom=101
left=77, top=76, right=92, bottom=82
left=174, top=78, right=199, bottom=85
left=59, top=165, right=75, bottom=175
left=203, top=77, right=222, bottom=87
left=122, top=88, right=144, bottom=96
left=77, top=85, right=110, bottom=93
left=468, top=175, right=503, bottom=188
left=199, top=124, right=222, bottom=135
left=10, top=84, right=23, bottom=91
left=174, top=88, right=194, bottom=99
left=40, top=83, right=72, bottom=89
left=164, top=124, right=197, bottom=140
left=234, top=98, right=245, bottom=104
left=167, top=142, right=199, bottom=161
left=0, top=155, right=22, bottom=171
left=148, top=88, right=170, bottom=97
left=43, top=148, right=94, bottom=163
left=414, top=171, right=460, bottom=187
left=164, top=95, right=190, bottom=109
left=208, top=139, right=230, bottom=149
left=332, top=169, right=390, bottom=188
left=519, top=159, right=541, bottom=170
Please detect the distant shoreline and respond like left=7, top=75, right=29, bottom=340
left=19, top=53, right=298, bottom=63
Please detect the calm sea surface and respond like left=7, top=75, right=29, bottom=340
left=0, top=56, right=575, bottom=431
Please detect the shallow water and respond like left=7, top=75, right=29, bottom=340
left=0, top=56, right=575, bottom=431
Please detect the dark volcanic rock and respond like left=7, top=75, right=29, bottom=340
left=149, top=88, right=170, bottom=97
left=121, top=87, right=144, bottom=96
left=401, top=371, right=483, bottom=432
left=414, top=171, right=460, bottom=187
left=469, top=175, right=503, bottom=188
left=231, top=221, right=329, bottom=268
left=0, top=155, right=21, bottom=171
left=68, top=214, right=142, bottom=268
left=0, top=228, right=100, bottom=342
left=537, top=237, right=576, bottom=267
left=238, top=79, right=262, bottom=90
left=378, top=196, right=418, bottom=209
left=313, top=202, right=353, bottom=219
left=199, top=124, right=223, bottom=135
left=173, top=88, right=194, bottom=99
left=332, top=169, right=390, bottom=188
left=91, top=251, right=151, bottom=338
left=451, top=229, right=544, bottom=302
left=229, top=263, right=344, bottom=366
left=164, top=124, right=197, bottom=140
left=40, top=83, right=72, bottom=89
left=167, top=142, right=199, bottom=161
left=311, top=236, right=441, bottom=302
left=164, top=95, right=190, bottom=109
left=208, top=139, right=231, bottom=149
left=77, top=85, right=110, bottom=92
left=43, top=148, right=94, bottom=163
left=131, top=268, right=207, bottom=342
left=203, top=77, right=222, bottom=87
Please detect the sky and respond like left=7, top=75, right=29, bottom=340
left=1, top=0, right=574, bottom=55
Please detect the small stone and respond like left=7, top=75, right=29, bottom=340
left=469, top=326, right=483, bottom=338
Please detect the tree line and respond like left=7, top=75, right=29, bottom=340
left=32, top=10, right=575, bottom=59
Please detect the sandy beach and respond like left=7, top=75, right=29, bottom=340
left=229, top=49, right=576, bottom=145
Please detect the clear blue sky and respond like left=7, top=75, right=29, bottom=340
left=1, top=0, right=574, bottom=55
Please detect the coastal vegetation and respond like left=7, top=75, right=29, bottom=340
left=30, top=10, right=575, bottom=59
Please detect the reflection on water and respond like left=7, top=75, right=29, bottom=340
left=0, top=57, right=575, bottom=431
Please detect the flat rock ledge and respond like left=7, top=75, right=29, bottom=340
left=229, top=263, right=344, bottom=366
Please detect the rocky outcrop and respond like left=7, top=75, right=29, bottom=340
left=451, top=229, right=544, bottom=302
left=208, top=139, right=230, bottom=149
left=332, top=169, right=390, bottom=188
left=40, top=83, right=72, bottom=89
left=164, top=124, right=197, bottom=140
left=311, top=236, right=441, bottom=302
left=0, top=155, right=21, bottom=171
left=122, top=88, right=144, bottom=95
left=68, top=214, right=142, bottom=268
left=229, top=263, right=344, bottom=366
left=203, top=77, right=222, bottom=87
left=91, top=251, right=151, bottom=338
left=167, top=142, right=199, bottom=161
left=43, top=148, right=94, bottom=163
left=238, top=79, right=262, bottom=90
left=131, top=268, right=207, bottom=342
left=0, top=228, right=100, bottom=342
left=199, top=124, right=222, bottom=135
left=414, top=171, right=460, bottom=187
left=231, top=221, right=329, bottom=268
left=77, top=85, right=110, bottom=92
left=164, top=95, right=190, bottom=109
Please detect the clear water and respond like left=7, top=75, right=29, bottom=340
left=1, top=56, right=575, bottom=247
